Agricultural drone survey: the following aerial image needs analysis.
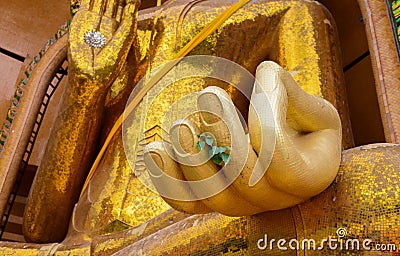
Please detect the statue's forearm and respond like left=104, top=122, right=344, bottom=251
left=23, top=78, right=107, bottom=243
left=45, top=80, right=105, bottom=181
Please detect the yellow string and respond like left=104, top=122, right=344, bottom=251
left=157, top=0, right=162, bottom=7
left=80, top=0, right=251, bottom=197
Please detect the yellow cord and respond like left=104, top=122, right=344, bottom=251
left=80, top=0, right=251, bottom=197
left=157, top=0, right=162, bottom=7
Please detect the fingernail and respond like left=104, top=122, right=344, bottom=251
left=198, top=92, right=223, bottom=125
left=170, top=122, right=195, bottom=154
left=256, top=61, right=279, bottom=92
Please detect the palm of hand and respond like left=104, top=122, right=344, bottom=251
left=68, top=0, right=138, bottom=88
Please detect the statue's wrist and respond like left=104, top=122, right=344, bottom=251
left=68, top=73, right=112, bottom=99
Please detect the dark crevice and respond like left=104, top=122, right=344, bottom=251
left=343, top=50, right=370, bottom=72
left=0, top=47, right=25, bottom=62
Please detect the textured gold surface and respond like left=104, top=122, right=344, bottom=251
left=110, top=144, right=400, bottom=255
left=277, top=3, right=321, bottom=97
left=2, top=144, right=400, bottom=253
left=8, top=144, right=391, bottom=254
left=16, top=0, right=354, bottom=251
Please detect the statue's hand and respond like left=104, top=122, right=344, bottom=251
left=68, top=0, right=139, bottom=90
left=144, top=61, right=342, bottom=216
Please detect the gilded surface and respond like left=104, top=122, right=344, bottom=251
left=115, top=0, right=340, bottom=232
left=7, top=144, right=392, bottom=254
left=1, top=0, right=391, bottom=255
left=25, top=0, right=350, bottom=243
left=22, top=0, right=141, bottom=242
left=111, top=144, right=400, bottom=255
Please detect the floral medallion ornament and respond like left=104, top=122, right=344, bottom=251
left=84, top=31, right=106, bottom=48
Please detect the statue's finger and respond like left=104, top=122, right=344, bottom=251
left=144, top=141, right=212, bottom=214
left=197, top=86, right=248, bottom=155
left=197, top=87, right=258, bottom=186
left=280, top=62, right=341, bottom=132
left=121, top=0, right=140, bottom=20
left=254, top=61, right=341, bottom=133
left=79, top=0, right=91, bottom=10
left=169, top=120, right=263, bottom=216
left=95, top=0, right=139, bottom=82
left=115, top=0, right=126, bottom=23
left=249, top=61, right=342, bottom=200
left=196, top=86, right=301, bottom=210
left=104, top=0, right=122, bottom=18
left=90, top=0, right=107, bottom=14
left=247, top=61, right=284, bottom=173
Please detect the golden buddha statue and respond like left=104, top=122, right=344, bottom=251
left=0, top=0, right=398, bottom=255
